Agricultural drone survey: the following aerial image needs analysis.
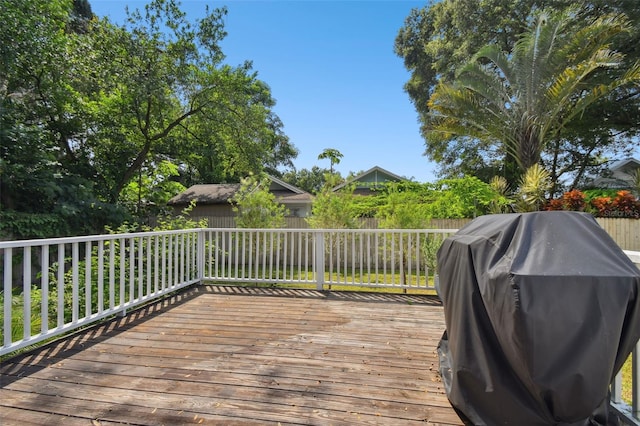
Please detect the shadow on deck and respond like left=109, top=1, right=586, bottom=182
left=1, top=285, right=463, bottom=425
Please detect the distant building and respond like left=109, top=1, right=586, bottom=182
left=167, top=175, right=313, bottom=218
left=332, top=166, right=405, bottom=195
left=591, top=158, right=640, bottom=190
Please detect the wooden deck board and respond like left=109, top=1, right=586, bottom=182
left=1, top=286, right=463, bottom=425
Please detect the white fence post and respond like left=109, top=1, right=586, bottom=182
left=314, top=231, right=325, bottom=291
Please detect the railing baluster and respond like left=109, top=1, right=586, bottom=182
left=634, top=345, right=640, bottom=417
left=3, top=248, right=13, bottom=347
left=97, top=241, right=104, bottom=314
left=315, top=231, right=325, bottom=290
left=23, top=247, right=31, bottom=340
left=72, top=242, right=79, bottom=323
left=154, top=236, right=159, bottom=293
left=161, top=235, right=167, bottom=290
left=147, top=236, right=152, bottom=295
left=129, top=238, right=135, bottom=302
left=57, top=243, right=65, bottom=327
left=109, top=239, right=115, bottom=310
left=85, top=241, right=92, bottom=317
left=41, top=245, right=49, bottom=333
left=119, top=238, right=126, bottom=309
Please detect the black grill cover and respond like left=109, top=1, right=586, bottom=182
left=436, top=212, right=640, bottom=425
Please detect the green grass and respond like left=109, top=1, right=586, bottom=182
left=621, top=355, right=632, bottom=404
left=205, top=268, right=439, bottom=295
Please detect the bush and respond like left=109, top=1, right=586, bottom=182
left=547, top=189, right=640, bottom=218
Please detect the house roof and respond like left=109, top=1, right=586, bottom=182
left=167, top=176, right=312, bottom=206
left=333, top=166, right=405, bottom=192
left=610, top=158, right=640, bottom=175
left=590, top=157, right=639, bottom=189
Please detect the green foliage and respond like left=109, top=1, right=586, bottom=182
left=514, top=164, right=552, bottom=212
left=488, top=176, right=511, bottom=214
left=317, top=148, right=343, bottom=174
left=307, top=175, right=360, bottom=229
left=426, top=176, right=507, bottom=218
left=396, top=1, right=640, bottom=188
left=120, top=160, right=186, bottom=220
left=281, top=166, right=332, bottom=194
left=376, top=183, right=431, bottom=229
left=0, top=286, right=43, bottom=345
left=0, top=211, right=66, bottom=240
left=0, top=0, right=297, bottom=237
left=230, top=175, right=286, bottom=229
left=425, top=7, right=640, bottom=186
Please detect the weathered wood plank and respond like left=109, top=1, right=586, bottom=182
left=1, top=286, right=462, bottom=425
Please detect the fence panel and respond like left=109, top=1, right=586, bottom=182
left=597, top=218, right=640, bottom=251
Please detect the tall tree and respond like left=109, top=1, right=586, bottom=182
left=422, top=8, right=640, bottom=191
left=282, top=166, right=332, bottom=194
left=396, top=0, right=640, bottom=186
left=317, top=148, right=343, bottom=174
left=0, top=0, right=298, bottom=236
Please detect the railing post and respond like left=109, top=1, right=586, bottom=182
left=634, top=344, right=640, bottom=417
left=612, top=371, right=623, bottom=404
left=4, top=248, right=13, bottom=348
left=315, top=231, right=325, bottom=291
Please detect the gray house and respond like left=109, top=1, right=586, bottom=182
left=167, top=175, right=313, bottom=218
left=591, top=158, right=640, bottom=190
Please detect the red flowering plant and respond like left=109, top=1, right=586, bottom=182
left=545, top=189, right=586, bottom=211
left=590, top=196, right=613, bottom=217
left=590, top=191, right=640, bottom=218
left=545, top=198, right=565, bottom=211
left=611, top=190, right=640, bottom=218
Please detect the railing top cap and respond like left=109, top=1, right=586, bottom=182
left=0, top=228, right=460, bottom=248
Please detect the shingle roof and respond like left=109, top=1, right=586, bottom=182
left=167, top=177, right=313, bottom=206
left=167, top=183, right=239, bottom=205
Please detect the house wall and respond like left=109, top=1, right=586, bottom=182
left=171, top=204, right=234, bottom=217
left=284, top=203, right=312, bottom=217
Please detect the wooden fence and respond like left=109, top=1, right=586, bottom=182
left=187, top=216, right=640, bottom=251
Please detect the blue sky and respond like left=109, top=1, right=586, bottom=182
left=89, top=0, right=436, bottom=182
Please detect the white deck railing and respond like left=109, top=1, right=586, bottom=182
left=1, top=228, right=639, bottom=424
left=0, top=228, right=455, bottom=356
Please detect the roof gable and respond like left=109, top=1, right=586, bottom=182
left=611, top=158, right=640, bottom=176
left=333, top=166, right=404, bottom=192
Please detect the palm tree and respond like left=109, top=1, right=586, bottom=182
left=425, top=8, right=640, bottom=181
left=318, top=148, right=343, bottom=174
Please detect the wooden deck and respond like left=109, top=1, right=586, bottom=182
left=1, top=285, right=463, bottom=425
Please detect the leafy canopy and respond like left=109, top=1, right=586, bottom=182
left=426, top=8, right=640, bottom=181
left=396, top=0, right=640, bottom=189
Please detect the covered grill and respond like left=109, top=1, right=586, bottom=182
left=436, top=212, right=640, bottom=425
